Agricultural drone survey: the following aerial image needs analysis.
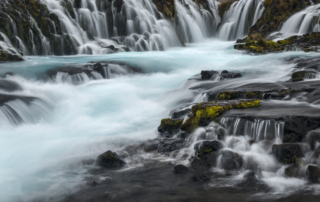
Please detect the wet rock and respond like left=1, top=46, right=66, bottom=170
left=171, top=108, right=191, bottom=120
left=285, top=164, right=301, bottom=177
left=201, top=70, right=219, bottom=80
left=306, top=130, right=320, bottom=150
left=310, top=146, right=320, bottom=164
left=190, top=157, right=211, bottom=171
left=190, top=175, right=211, bottom=183
left=96, top=150, right=125, bottom=168
left=157, top=139, right=186, bottom=153
left=174, top=164, right=189, bottom=174
left=291, top=70, right=317, bottom=82
left=0, top=49, right=23, bottom=62
left=158, top=118, right=183, bottom=138
left=272, top=144, right=303, bottom=164
left=306, top=165, right=320, bottom=183
left=141, top=139, right=161, bottom=153
left=220, top=150, right=243, bottom=171
left=282, top=117, right=320, bottom=143
left=180, top=99, right=260, bottom=132
left=219, top=70, right=242, bottom=80
left=195, top=140, right=223, bottom=158
left=236, top=171, right=268, bottom=191
left=0, top=79, right=22, bottom=92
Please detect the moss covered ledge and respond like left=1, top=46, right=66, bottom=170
left=180, top=99, right=260, bottom=132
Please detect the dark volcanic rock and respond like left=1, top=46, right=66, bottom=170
left=174, top=164, right=189, bottom=174
left=190, top=157, right=211, bottom=171
left=306, top=165, right=320, bottom=183
left=236, top=171, right=268, bottom=191
left=291, top=70, right=318, bottom=82
left=157, top=139, right=186, bottom=153
left=219, top=70, right=242, bottom=80
left=190, top=175, right=211, bottom=183
left=272, top=144, right=303, bottom=164
left=195, top=140, right=223, bottom=158
left=285, top=164, right=301, bottom=177
left=171, top=108, right=191, bottom=120
left=306, top=130, right=320, bottom=150
left=310, top=146, right=320, bottom=164
left=220, top=150, right=243, bottom=171
left=96, top=150, right=125, bottom=168
left=201, top=70, right=219, bottom=80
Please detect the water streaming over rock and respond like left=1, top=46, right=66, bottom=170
left=218, top=0, right=265, bottom=40
left=280, top=4, right=320, bottom=36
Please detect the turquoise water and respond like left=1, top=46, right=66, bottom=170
left=0, top=40, right=316, bottom=201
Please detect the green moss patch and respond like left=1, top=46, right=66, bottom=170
left=180, top=99, right=260, bottom=132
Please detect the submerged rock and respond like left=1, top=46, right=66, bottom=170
left=96, top=150, right=125, bottom=168
left=174, top=164, right=189, bottom=174
left=272, top=144, right=303, bottom=164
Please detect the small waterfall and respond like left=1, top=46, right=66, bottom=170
left=221, top=117, right=284, bottom=142
left=280, top=4, right=320, bottom=35
left=218, top=0, right=264, bottom=40
left=175, top=0, right=220, bottom=43
left=0, top=98, right=52, bottom=126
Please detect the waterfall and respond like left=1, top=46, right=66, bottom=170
left=175, top=0, right=220, bottom=43
left=280, top=4, right=320, bottom=35
left=217, top=0, right=264, bottom=40
left=220, top=117, right=284, bottom=142
left=0, top=0, right=224, bottom=56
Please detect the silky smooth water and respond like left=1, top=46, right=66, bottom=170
left=0, top=40, right=318, bottom=201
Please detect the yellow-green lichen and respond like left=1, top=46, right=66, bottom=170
left=159, top=118, right=183, bottom=134
left=180, top=99, right=260, bottom=132
left=218, top=91, right=238, bottom=100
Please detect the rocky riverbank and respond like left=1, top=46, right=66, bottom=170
left=234, top=32, right=320, bottom=54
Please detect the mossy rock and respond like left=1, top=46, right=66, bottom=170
left=0, top=50, right=23, bottom=62
left=291, top=71, right=313, bottom=82
left=218, top=91, right=239, bottom=100
left=195, top=140, right=223, bottom=158
left=180, top=99, right=261, bottom=132
left=249, top=0, right=314, bottom=38
left=246, top=91, right=263, bottom=99
left=96, top=150, right=125, bottom=168
left=218, top=0, right=238, bottom=18
left=158, top=118, right=183, bottom=135
left=153, top=0, right=175, bottom=20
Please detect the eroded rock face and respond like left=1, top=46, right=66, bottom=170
left=96, top=150, right=125, bottom=168
left=272, top=144, right=303, bottom=164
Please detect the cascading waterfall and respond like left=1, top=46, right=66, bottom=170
left=175, top=0, right=220, bottom=43
left=220, top=117, right=284, bottom=142
left=218, top=0, right=264, bottom=40
left=280, top=3, right=320, bottom=35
